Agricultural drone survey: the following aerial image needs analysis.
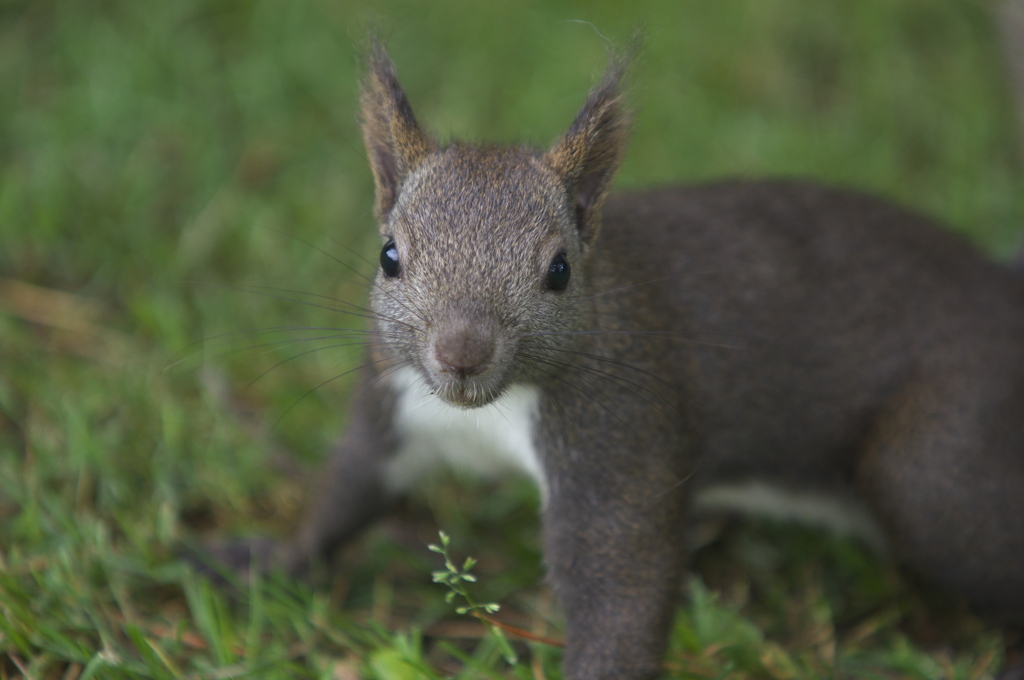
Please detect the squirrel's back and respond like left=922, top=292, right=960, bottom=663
left=586, top=180, right=1024, bottom=488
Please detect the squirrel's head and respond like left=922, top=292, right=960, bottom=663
left=360, top=42, right=629, bottom=408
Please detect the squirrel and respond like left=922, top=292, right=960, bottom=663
left=202, top=42, right=1024, bottom=679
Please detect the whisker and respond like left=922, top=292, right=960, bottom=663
left=543, top=346, right=701, bottom=421
left=269, top=227, right=430, bottom=327
left=164, top=325, right=393, bottom=372
left=652, top=462, right=700, bottom=499
left=571, top=269, right=725, bottom=306
left=225, top=283, right=420, bottom=333
left=357, top=355, right=421, bottom=404
left=571, top=277, right=674, bottom=304
left=516, top=363, right=582, bottom=445
left=246, top=340, right=381, bottom=389
left=539, top=346, right=679, bottom=394
left=521, top=329, right=741, bottom=350
left=270, top=354, right=402, bottom=431
left=524, top=360, right=659, bottom=426
left=515, top=352, right=643, bottom=433
left=231, top=333, right=378, bottom=364
left=334, top=242, right=377, bottom=270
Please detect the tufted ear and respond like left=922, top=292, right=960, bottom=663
left=544, top=53, right=631, bottom=245
left=361, top=41, right=435, bottom=221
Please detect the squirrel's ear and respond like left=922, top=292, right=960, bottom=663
left=361, top=41, right=434, bottom=221
left=545, top=54, right=631, bottom=244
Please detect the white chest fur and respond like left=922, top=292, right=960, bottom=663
left=384, top=366, right=546, bottom=497
left=383, top=370, right=883, bottom=549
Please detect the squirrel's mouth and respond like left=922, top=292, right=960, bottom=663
left=433, top=375, right=503, bottom=409
left=425, top=353, right=510, bottom=408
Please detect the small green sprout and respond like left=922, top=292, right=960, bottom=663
left=428, top=531, right=518, bottom=665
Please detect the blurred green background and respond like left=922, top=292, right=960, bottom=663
left=1, top=1, right=1022, bottom=678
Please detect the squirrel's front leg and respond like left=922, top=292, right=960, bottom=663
left=277, top=375, right=403, bottom=574
left=541, top=426, right=690, bottom=680
left=195, top=371, right=404, bottom=578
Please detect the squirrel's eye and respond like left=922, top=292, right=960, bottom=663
left=545, top=252, right=571, bottom=291
left=380, top=239, right=400, bottom=278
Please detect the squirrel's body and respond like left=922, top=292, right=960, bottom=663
left=206, top=49, right=1024, bottom=679
left=384, top=178, right=1024, bottom=534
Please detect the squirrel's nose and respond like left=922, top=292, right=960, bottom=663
left=433, top=317, right=496, bottom=377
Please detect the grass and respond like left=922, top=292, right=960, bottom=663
left=1, top=0, right=1022, bottom=677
